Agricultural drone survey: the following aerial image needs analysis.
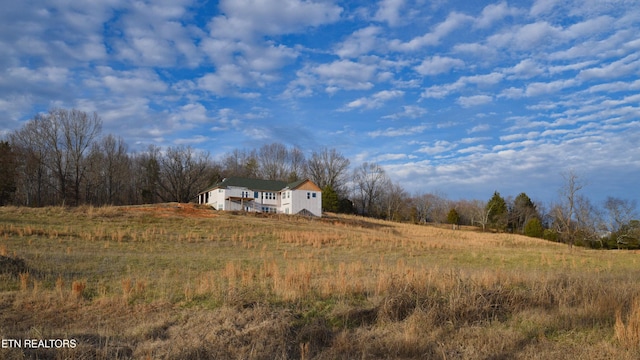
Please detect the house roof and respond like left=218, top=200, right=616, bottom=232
left=200, top=177, right=320, bottom=194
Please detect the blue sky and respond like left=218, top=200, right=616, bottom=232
left=1, top=0, right=639, bottom=204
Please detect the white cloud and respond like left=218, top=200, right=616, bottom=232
left=212, top=0, right=343, bottom=40
left=468, top=124, right=490, bottom=133
left=373, top=0, right=405, bottom=27
left=390, top=12, right=473, bottom=51
left=458, top=95, right=493, bottom=107
left=525, top=79, right=579, bottom=97
left=530, top=0, right=560, bottom=16
left=368, top=124, right=429, bottom=138
left=312, top=60, right=378, bottom=92
left=345, top=90, right=404, bottom=110
left=382, top=105, right=428, bottom=120
left=335, top=26, right=383, bottom=58
left=414, top=56, right=464, bottom=76
left=416, top=140, right=457, bottom=155
left=474, top=2, right=519, bottom=29
left=578, top=54, right=640, bottom=81
left=98, top=68, right=168, bottom=94
left=505, top=59, right=544, bottom=79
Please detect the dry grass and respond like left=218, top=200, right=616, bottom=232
left=0, top=204, right=639, bottom=359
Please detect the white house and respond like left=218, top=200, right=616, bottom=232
left=197, top=177, right=322, bottom=217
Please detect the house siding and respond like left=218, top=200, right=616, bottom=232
left=198, top=177, right=322, bottom=217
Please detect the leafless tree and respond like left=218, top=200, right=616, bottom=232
left=381, top=182, right=409, bottom=221
left=86, top=135, right=131, bottom=205
left=603, top=196, right=638, bottom=248
left=352, top=162, right=390, bottom=216
left=9, top=108, right=101, bottom=205
left=288, top=146, right=307, bottom=181
left=552, top=170, right=585, bottom=249
left=221, top=148, right=258, bottom=178
left=469, top=199, right=491, bottom=231
left=307, top=148, right=350, bottom=195
left=158, top=145, right=213, bottom=203
left=257, top=143, right=290, bottom=181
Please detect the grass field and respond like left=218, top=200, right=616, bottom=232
left=1, top=203, right=639, bottom=359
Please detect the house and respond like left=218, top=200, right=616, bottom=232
left=197, top=177, right=322, bottom=217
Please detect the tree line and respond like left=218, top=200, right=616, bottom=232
left=1, top=108, right=638, bottom=249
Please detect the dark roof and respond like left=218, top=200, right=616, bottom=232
left=201, top=177, right=307, bottom=193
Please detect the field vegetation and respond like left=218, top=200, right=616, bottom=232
left=1, top=204, right=639, bottom=359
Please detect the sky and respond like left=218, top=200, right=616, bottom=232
left=1, top=0, right=639, bottom=205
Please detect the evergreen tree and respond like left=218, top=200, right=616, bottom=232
left=486, top=191, right=508, bottom=231
left=524, top=218, right=544, bottom=238
left=447, top=208, right=460, bottom=229
left=0, top=141, right=17, bottom=205
left=512, top=192, right=538, bottom=233
left=322, top=185, right=339, bottom=213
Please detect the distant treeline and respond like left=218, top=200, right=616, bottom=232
left=1, top=108, right=638, bottom=249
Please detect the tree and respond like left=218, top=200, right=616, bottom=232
left=9, top=108, right=102, bottom=206
left=469, top=199, right=490, bottom=231
left=257, top=143, right=291, bottom=181
left=9, top=119, right=54, bottom=206
left=221, top=148, right=258, bottom=178
left=552, top=170, right=585, bottom=249
left=307, top=148, right=350, bottom=196
left=288, top=146, right=306, bottom=182
left=322, top=185, right=340, bottom=213
left=524, top=218, right=544, bottom=238
left=381, top=182, right=408, bottom=221
left=0, top=141, right=17, bottom=205
left=85, top=135, right=131, bottom=205
left=59, top=109, right=103, bottom=205
left=352, top=162, right=390, bottom=217
left=447, top=208, right=460, bottom=230
left=511, top=192, right=539, bottom=233
left=603, top=196, right=638, bottom=249
left=486, top=191, right=508, bottom=231
left=158, top=146, right=213, bottom=203
left=135, top=145, right=162, bottom=204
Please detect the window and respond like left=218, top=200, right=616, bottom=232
left=312, top=193, right=317, bottom=198
left=307, top=192, right=310, bottom=199
left=254, top=191, right=259, bottom=198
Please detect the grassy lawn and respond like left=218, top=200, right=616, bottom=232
left=1, top=204, right=639, bottom=359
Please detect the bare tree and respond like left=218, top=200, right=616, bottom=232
left=381, top=182, right=408, bottom=221
left=257, top=143, right=290, bottom=181
left=158, top=145, right=213, bottom=203
left=86, top=135, right=131, bottom=205
left=59, top=109, right=102, bottom=205
left=469, top=199, right=491, bottom=231
left=222, top=148, right=258, bottom=178
left=307, top=148, right=350, bottom=196
left=603, top=196, right=638, bottom=248
left=552, top=170, right=585, bottom=249
left=288, top=146, right=307, bottom=182
left=9, top=121, right=52, bottom=206
left=352, top=162, right=390, bottom=217
left=133, top=145, right=162, bottom=204
left=9, top=108, right=101, bottom=206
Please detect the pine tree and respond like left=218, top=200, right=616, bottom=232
left=486, top=191, right=508, bottom=231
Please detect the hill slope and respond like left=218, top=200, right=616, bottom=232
left=1, top=204, right=639, bottom=359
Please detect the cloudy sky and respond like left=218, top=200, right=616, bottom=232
left=1, top=0, right=639, bottom=204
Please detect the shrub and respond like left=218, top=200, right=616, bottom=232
left=524, top=218, right=544, bottom=238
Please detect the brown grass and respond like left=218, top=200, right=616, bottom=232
left=1, top=204, right=639, bottom=359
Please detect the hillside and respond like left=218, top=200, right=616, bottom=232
left=1, top=204, right=639, bottom=359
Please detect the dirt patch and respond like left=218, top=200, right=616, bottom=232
left=120, top=203, right=218, bottom=219
left=0, top=255, right=29, bottom=277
